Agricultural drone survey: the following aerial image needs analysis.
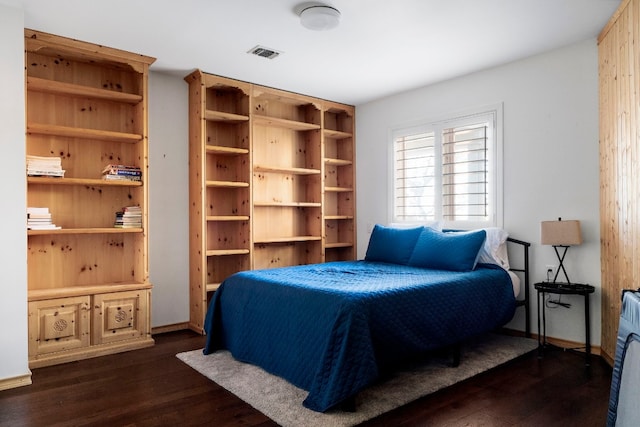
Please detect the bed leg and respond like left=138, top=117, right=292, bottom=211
left=450, top=343, right=461, bottom=367
left=340, top=396, right=357, bottom=412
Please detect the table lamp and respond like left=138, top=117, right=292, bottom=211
left=540, top=218, right=582, bottom=284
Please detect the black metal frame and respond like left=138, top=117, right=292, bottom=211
left=551, top=244, right=572, bottom=283
left=534, top=281, right=594, bottom=365
left=441, top=231, right=531, bottom=337
left=507, top=236, right=531, bottom=337
left=446, top=237, right=530, bottom=369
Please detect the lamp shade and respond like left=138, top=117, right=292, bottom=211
left=541, top=220, right=582, bottom=246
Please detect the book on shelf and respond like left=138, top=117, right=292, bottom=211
left=27, top=206, right=50, bottom=215
left=27, top=155, right=62, bottom=167
left=122, top=205, right=142, bottom=213
left=27, top=224, right=62, bottom=230
left=26, top=155, right=65, bottom=178
left=115, top=215, right=142, bottom=222
left=27, top=217, right=53, bottom=222
left=114, top=206, right=142, bottom=228
left=102, top=164, right=141, bottom=174
left=27, top=206, right=60, bottom=230
left=27, top=212, right=52, bottom=220
left=102, top=164, right=142, bottom=181
left=114, top=222, right=142, bottom=228
left=27, top=169, right=66, bottom=177
left=102, top=174, right=142, bottom=181
left=103, top=168, right=141, bottom=176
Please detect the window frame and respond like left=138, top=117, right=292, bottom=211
left=388, top=104, right=504, bottom=230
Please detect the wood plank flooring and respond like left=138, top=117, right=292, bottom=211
left=0, top=330, right=612, bottom=426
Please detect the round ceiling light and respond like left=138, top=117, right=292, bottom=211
left=300, top=5, right=341, bottom=31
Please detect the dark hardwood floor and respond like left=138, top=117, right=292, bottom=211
left=0, top=330, right=612, bottom=427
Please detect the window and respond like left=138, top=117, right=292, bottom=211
left=391, top=106, right=502, bottom=229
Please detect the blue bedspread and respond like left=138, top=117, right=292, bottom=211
left=203, top=261, right=515, bottom=412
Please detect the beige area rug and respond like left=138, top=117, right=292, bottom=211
left=176, top=333, right=537, bottom=427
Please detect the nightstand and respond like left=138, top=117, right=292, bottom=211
left=534, top=281, right=595, bottom=365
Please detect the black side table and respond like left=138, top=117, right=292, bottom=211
left=534, top=281, right=595, bottom=365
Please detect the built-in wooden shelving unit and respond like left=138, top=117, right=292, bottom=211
left=25, top=29, right=155, bottom=368
left=184, top=71, right=252, bottom=334
left=185, top=70, right=356, bottom=333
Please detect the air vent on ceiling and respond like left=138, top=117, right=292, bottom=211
left=248, top=45, right=282, bottom=60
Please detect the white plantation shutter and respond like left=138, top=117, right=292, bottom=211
left=394, top=131, right=437, bottom=221
left=392, top=108, right=500, bottom=228
left=442, top=123, right=488, bottom=221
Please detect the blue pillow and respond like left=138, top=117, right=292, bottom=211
left=408, top=228, right=487, bottom=272
left=365, top=224, right=424, bottom=265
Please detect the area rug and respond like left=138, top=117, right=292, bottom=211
left=176, top=333, right=537, bottom=427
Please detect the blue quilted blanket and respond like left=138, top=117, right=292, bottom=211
left=203, top=261, right=515, bottom=412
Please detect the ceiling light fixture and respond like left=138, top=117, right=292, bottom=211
left=299, top=5, right=341, bottom=31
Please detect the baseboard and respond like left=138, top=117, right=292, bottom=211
left=148, top=324, right=604, bottom=359
left=151, top=322, right=190, bottom=335
left=543, top=336, right=602, bottom=356
left=501, top=327, right=602, bottom=357
left=0, top=373, right=32, bottom=392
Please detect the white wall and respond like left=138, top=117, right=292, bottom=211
left=148, top=72, right=190, bottom=327
left=356, top=39, right=601, bottom=345
left=0, top=4, right=30, bottom=383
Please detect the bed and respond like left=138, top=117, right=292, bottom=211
left=203, top=225, right=530, bottom=412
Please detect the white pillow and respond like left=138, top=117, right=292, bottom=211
left=476, top=227, right=510, bottom=269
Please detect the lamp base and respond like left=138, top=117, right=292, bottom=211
left=552, top=245, right=572, bottom=284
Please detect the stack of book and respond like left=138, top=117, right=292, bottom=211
left=27, top=207, right=61, bottom=230
left=26, top=155, right=65, bottom=177
left=102, top=164, right=142, bottom=181
left=114, top=206, right=142, bottom=228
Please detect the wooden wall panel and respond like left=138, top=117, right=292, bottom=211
left=599, top=0, right=639, bottom=363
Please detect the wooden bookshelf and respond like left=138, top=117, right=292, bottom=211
left=25, top=29, right=155, bottom=368
left=185, top=71, right=252, bottom=334
left=185, top=70, right=356, bottom=333
left=323, top=102, right=356, bottom=262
